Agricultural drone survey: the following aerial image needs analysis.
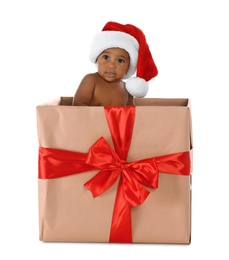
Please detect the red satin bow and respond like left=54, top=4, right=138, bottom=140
left=38, top=106, right=191, bottom=243
left=84, top=137, right=159, bottom=206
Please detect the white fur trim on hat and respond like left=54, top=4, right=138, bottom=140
left=125, top=77, right=149, bottom=98
left=89, top=31, right=139, bottom=79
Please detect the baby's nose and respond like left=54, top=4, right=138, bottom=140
left=108, top=60, right=116, bottom=68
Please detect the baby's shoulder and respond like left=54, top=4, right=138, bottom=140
left=81, top=73, right=98, bottom=84
left=83, top=72, right=97, bottom=80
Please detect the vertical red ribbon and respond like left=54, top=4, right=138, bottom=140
left=104, top=106, right=135, bottom=243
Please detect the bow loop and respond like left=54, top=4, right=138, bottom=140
left=85, top=137, right=121, bottom=169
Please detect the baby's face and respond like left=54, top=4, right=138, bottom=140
left=96, top=48, right=130, bottom=82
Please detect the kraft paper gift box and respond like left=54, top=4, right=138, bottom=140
left=37, top=97, right=192, bottom=244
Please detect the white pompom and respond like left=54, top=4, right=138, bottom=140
left=125, top=77, right=149, bottom=98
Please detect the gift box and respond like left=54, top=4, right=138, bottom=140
left=37, top=97, right=192, bottom=244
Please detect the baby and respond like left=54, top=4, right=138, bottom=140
left=73, top=21, right=158, bottom=106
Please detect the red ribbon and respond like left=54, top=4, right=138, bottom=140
left=38, top=106, right=191, bottom=243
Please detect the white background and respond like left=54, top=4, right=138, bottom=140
left=1, top=0, right=228, bottom=259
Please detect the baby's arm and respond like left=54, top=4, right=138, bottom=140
left=72, top=74, right=95, bottom=106
left=126, top=93, right=135, bottom=106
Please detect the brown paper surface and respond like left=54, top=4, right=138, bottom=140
left=37, top=97, right=192, bottom=243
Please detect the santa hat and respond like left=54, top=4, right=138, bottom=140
left=89, top=21, right=158, bottom=98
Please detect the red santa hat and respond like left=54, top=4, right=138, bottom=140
left=89, top=21, right=158, bottom=98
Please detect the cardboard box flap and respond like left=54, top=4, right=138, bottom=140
left=56, top=97, right=189, bottom=107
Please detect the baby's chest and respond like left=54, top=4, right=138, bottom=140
left=93, top=86, right=128, bottom=106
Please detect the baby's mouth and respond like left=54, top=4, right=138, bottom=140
left=106, top=72, right=116, bottom=78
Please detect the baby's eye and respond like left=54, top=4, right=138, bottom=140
left=117, top=59, right=125, bottom=63
left=103, top=55, right=110, bottom=60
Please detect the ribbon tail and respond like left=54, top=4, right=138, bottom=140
left=109, top=176, right=132, bottom=243
left=84, top=169, right=121, bottom=198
